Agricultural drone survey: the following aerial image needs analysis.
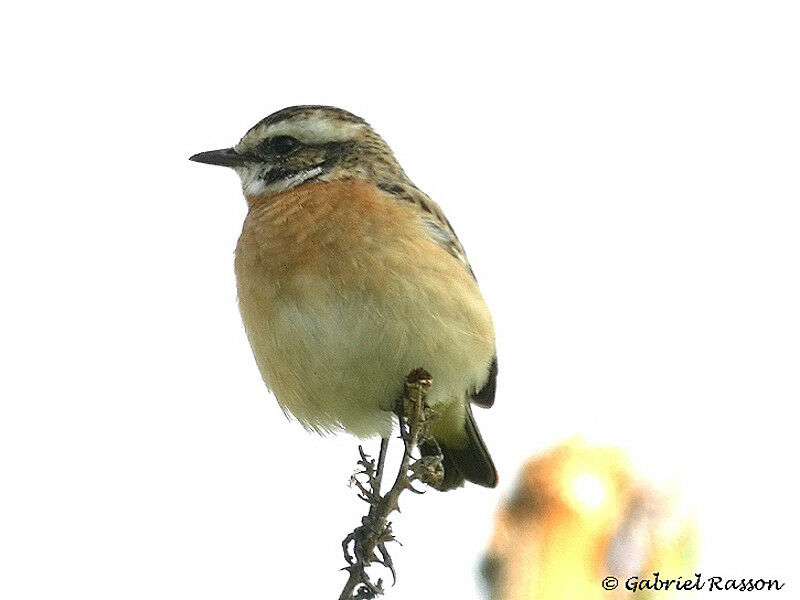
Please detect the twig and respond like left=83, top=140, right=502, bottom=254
left=339, top=368, right=444, bottom=600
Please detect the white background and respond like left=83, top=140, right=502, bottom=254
left=1, top=2, right=798, bottom=598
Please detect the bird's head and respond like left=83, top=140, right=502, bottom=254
left=190, top=105, right=408, bottom=199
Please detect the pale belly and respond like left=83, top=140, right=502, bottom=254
left=235, top=264, right=495, bottom=438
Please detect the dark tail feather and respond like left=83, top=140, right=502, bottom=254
left=451, top=404, right=498, bottom=488
left=421, top=404, right=498, bottom=491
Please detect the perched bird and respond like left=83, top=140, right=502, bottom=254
left=190, top=106, right=497, bottom=490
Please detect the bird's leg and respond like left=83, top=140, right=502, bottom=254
left=370, top=437, right=390, bottom=511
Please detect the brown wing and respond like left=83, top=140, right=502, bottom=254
left=377, top=180, right=497, bottom=408
left=377, top=180, right=473, bottom=275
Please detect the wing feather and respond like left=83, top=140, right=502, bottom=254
left=377, top=179, right=496, bottom=407
left=377, top=180, right=473, bottom=275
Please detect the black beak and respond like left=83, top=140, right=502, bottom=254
left=189, top=147, right=252, bottom=167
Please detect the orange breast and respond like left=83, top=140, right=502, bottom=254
left=235, top=179, right=475, bottom=302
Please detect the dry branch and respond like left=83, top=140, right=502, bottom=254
left=338, top=368, right=444, bottom=600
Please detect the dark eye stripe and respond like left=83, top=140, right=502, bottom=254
left=267, top=135, right=300, bottom=156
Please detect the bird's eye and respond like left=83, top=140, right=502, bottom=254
left=269, top=135, right=300, bottom=156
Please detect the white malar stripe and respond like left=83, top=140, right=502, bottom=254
left=237, top=165, right=324, bottom=197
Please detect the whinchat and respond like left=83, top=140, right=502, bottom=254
left=190, top=106, right=497, bottom=490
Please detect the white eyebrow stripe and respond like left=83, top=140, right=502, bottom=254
left=239, top=114, right=365, bottom=150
